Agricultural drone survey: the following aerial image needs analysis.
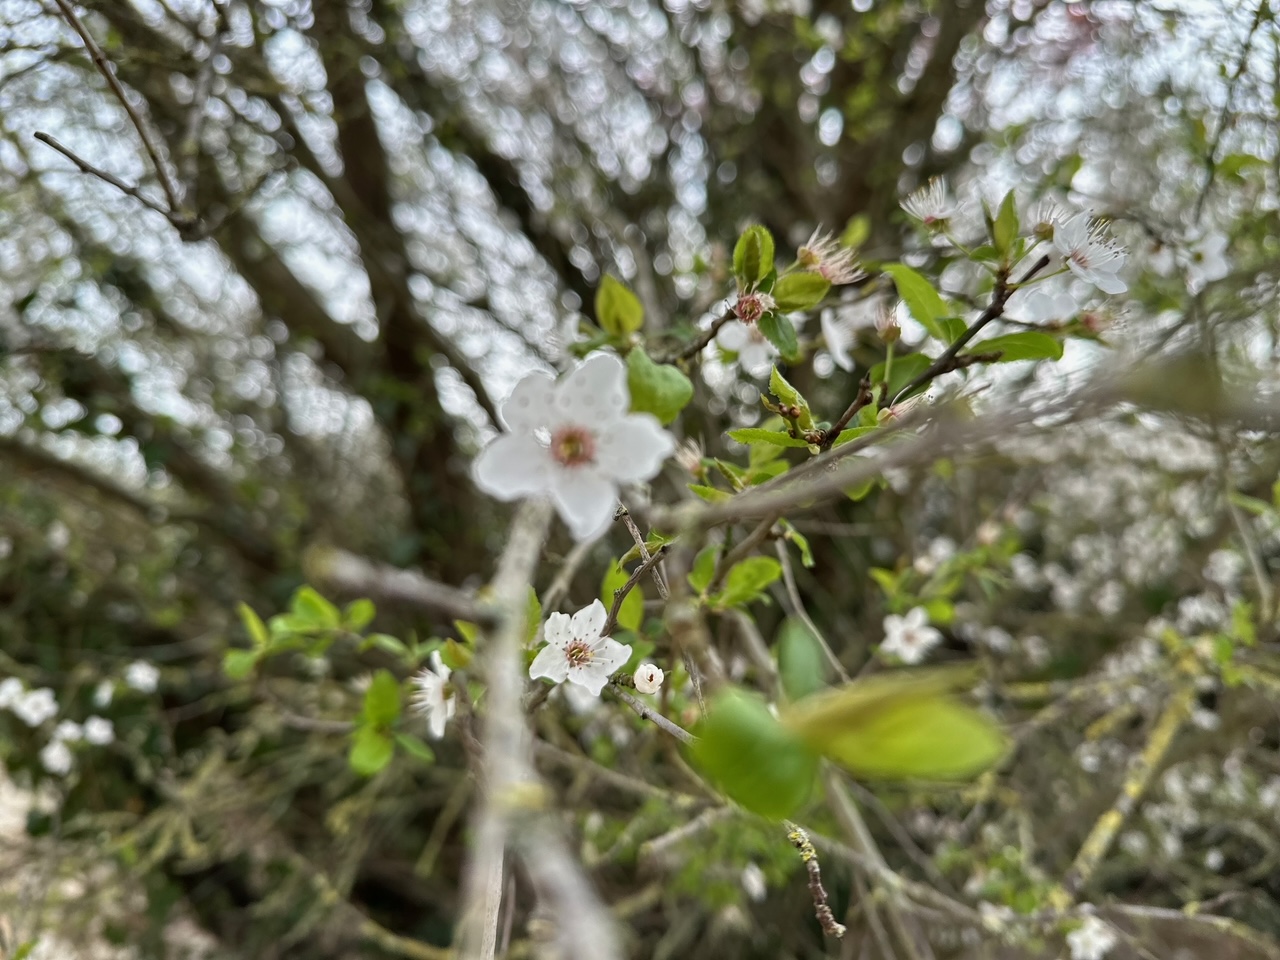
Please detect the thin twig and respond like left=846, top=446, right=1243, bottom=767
left=708, top=511, right=782, bottom=593
left=785, top=822, right=846, bottom=939
left=820, top=377, right=873, bottom=452
left=48, top=0, right=184, bottom=213
left=33, top=132, right=171, bottom=217
left=600, top=544, right=669, bottom=637
left=774, top=538, right=849, bottom=682
left=617, top=503, right=668, bottom=598
left=656, top=306, right=735, bottom=364
left=609, top=686, right=696, bottom=745
left=543, top=538, right=596, bottom=612
left=179, top=0, right=230, bottom=199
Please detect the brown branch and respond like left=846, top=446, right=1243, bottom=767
left=33, top=132, right=171, bottom=217
left=616, top=503, right=668, bottom=598
left=608, top=686, right=696, bottom=745
left=785, top=822, right=846, bottom=939
left=819, top=376, right=873, bottom=452
left=657, top=306, right=735, bottom=364
left=599, top=544, right=670, bottom=638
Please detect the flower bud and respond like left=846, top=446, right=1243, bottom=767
left=633, top=663, right=665, bottom=695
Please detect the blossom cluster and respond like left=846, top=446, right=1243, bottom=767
left=0, top=677, right=116, bottom=777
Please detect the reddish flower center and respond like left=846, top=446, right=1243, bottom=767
left=565, top=639, right=593, bottom=667
left=735, top=293, right=765, bottom=324
left=550, top=425, right=597, bottom=467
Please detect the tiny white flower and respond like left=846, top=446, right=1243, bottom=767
left=1186, top=232, right=1229, bottom=293
left=716, top=320, right=778, bottom=378
left=981, top=626, right=1014, bottom=654
left=1204, top=847, right=1224, bottom=871
left=410, top=652, right=456, bottom=740
left=797, top=228, right=863, bottom=285
left=740, top=862, right=768, bottom=902
left=472, top=354, right=675, bottom=541
left=0, top=676, right=23, bottom=710
left=880, top=607, right=942, bottom=665
left=529, top=599, right=630, bottom=696
left=93, top=679, right=114, bottom=708
left=52, top=720, right=83, bottom=743
left=13, top=687, right=58, bottom=727
left=1204, top=549, right=1244, bottom=589
left=1053, top=213, right=1127, bottom=295
left=1191, top=707, right=1220, bottom=732
left=1066, top=915, right=1117, bottom=960
left=125, top=660, right=160, bottom=693
left=83, top=716, right=114, bottom=745
left=901, top=177, right=955, bottom=228
left=40, top=739, right=74, bottom=776
left=633, top=663, right=664, bottom=695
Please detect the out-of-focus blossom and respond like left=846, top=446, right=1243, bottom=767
left=1053, top=214, right=1127, bottom=294
left=901, top=178, right=955, bottom=228
left=880, top=608, right=942, bottom=664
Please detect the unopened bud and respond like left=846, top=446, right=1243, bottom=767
left=634, top=663, right=665, bottom=695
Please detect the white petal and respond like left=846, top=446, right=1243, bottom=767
left=555, top=353, right=629, bottom=422
left=551, top=468, right=618, bottom=541
left=427, top=704, right=448, bottom=739
left=543, top=611, right=574, bottom=647
left=570, top=599, right=608, bottom=639
left=594, top=415, right=675, bottom=483
left=822, top=311, right=855, bottom=372
left=716, top=322, right=749, bottom=350
left=904, top=607, right=929, bottom=629
left=429, top=650, right=451, bottom=682
left=472, top=433, right=552, bottom=500
left=500, top=373, right=556, bottom=430
left=1093, top=269, right=1127, bottom=295
left=568, top=656, right=621, bottom=696
left=529, top=643, right=570, bottom=683
left=589, top=636, right=632, bottom=674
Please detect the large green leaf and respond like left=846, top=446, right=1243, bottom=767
left=781, top=667, right=1007, bottom=781
left=727, top=428, right=811, bottom=449
left=596, top=275, right=644, bottom=336
left=777, top=617, right=829, bottom=702
left=965, top=331, right=1063, bottom=362
left=772, top=272, right=830, bottom=312
left=733, top=225, right=775, bottom=287
left=715, top=556, right=782, bottom=609
left=627, top=347, right=693, bottom=425
left=349, top=726, right=394, bottom=776
left=882, top=264, right=950, bottom=341
left=689, top=689, right=820, bottom=819
left=757, top=312, right=799, bottom=361
left=362, top=669, right=402, bottom=728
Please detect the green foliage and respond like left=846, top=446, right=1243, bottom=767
left=712, top=556, right=782, bottom=610
left=733, top=225, right=775, bottom=287
left=768, top=367, right=815, bottom=430
left=238, top=603, right=269, bottom=648
left=772, top=272, right=830, bottom=312
left=362, top=670, right=402, bottom=728
left=688, top=545, right=718, bottom=595
left=627, top=347, right=694, bottom=425
left=349, top=726, right=395, bottom=776
left=727, top=428, right=812, bottom=449
left=992, top=190, right=1019, bottom=258
left=596, top=275, right=644, bottom=336
left=882, top=263, right=951, bottom=341
left=342, top=598, right=376, bottom=631
left=757, top=312, right=800, bottom=361
left=776, top=617, right=829, bottom=702
left=601, top=559, right=644, bottom=632
left=966, top=331, right=1063, bottom=362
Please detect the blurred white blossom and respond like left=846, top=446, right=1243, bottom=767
left=881, top=608, right=942, bottom=665
left=125, top=660, right=160, bottom=693
left=410, top=652, right=456, bottom=740
left=39, top=739, right=73, bottom=777
left=1066, top=916, right=1117, bottom=960
left=13, top=688, right=57, bottom=727
left=83, top=716, right=114, bottom=745
left=1053, top=213, right=1127, bottom=294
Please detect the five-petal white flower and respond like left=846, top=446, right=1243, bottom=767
left=472, top=353, right=675, bottom=541
left=40, top=739, right=73, bottom=776
left=410, top=652, right=456, bottom=740
left=1066, top=916, right=1117, bottom=960
left=1186, top=231, right=1229, bottom=293
left=530, top=600, right=630, bottom=696
left=1053, top=214, right=1127, bottom=295
left=880, top=607, right=943, bottom=665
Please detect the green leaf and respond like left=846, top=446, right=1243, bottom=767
left=343, top=598, right=376, bottom=631
left=992, top=190, right=1018, bottom=256
left=454, top=620, right=480, bottom=645
left=394, top=732, right=437, bottom=764
left=222, top=648, right=259, bottom=680
left=868, top=352, right=932, bottom=399
left=841, top=214, right=870, bottom=250
left=939, top=316, right=968, bottom=344
left=595, top=275, right=644, bottom=336
left=716, top=556, right=782, bottom=609
left=833, top=425, right=879, bottom=447
left=733, top=225, right=775, bottom=287
left=602, top=559, right=644, bottom=632
left=768, top=367, right=814, bottom=430
left=238, top=602, right=269, bottom=649
left=526, top=587, right=543, bottom=645
left=777, top=617, right=829, bottom=702
left=291, top=586, right=341, bottom=631
left=781, top=668, right=1007, bottom=781
left=349, top=725, right=394, bottom=776
left=773, top=272, right=831, bottom=312
left=441, top=637, right=473, bottom=670
left=689, top=483, right=731, bottom=503
left=728, top=428, right=811, bottom=449
left=781, top=520, right=814, bottom=568
left=882, top=264, right=949, bottom=341
left=627, top=347, right=694, bottom=425
left=688, top=689, right=820, bottom=820
left=965, top=332, right=1063, bottom=362
left=362, top=669, right=402, bottom=728
left=757, top=313, right=800, bottom=362
left=364, top=633, right=409, bottom=656
left=688, top=545, right=718, bottom=595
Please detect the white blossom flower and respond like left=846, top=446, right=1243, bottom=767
left=529, top=600, right=630, bottom=696
left=1066, top=916, right=1117, bottom=960
left=52, top=720, right=83, bottom=743
left=901, top=177, right=955, bottom=228
left=633, top=663, right=664, bottom=695
left=83, top=716, right=114, bottom=745
left=13, top=688, right=57, bottom=727
left=880, top=607, right=942, bottom=665
left=1204, top=549, right=1244, bottom=589
left=0, top=676, right=23, bottom=710
left=674, top=438, right=705, bottom=477
left=740, top=862, right=768, bottom=902
left=1186, top=231, right=1229, bottom=293
left=1008, top=286, right=1079, bottom=323
left=1053, top=213, right=1127, bottom=294
left=797, top=229, right=863, bottom=285
left=40, top=739, right=73, bottom=777
left=820, top=309, right=857, bottom=372
left=93, top=679, right=114, bottom=708
left=716, top=320, right=777, bottom=378
left=125, top=660, right=160, bottom=693
left=1204, top=847, right=1225, bottom=871
left=472, top=354, right=675, bottom=541
left=410, top=652, right=456, bottom=740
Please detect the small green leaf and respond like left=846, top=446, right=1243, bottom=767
left=602, top=559, right=644, bottom=633
left=596, top=275, right=644, bottom=336
left=291, top=586, right=341, bottom=630
left=349, top=725, right=394, bottom=776
left=394, top=732, right=437, bottom=764
left=688, top=688, right=819, bottom=819
left=454, top=620, right=480, bottom=645
left=343, top=598, right=376, bottom=631
left=757, top=312, right=800, bottom=361
left=840, top=214, right=870, bottom=250
left=222, top=648, right=259, bottom=680
left=526, top=587, right=543, bottom=645
left=689, top=483, right=731, bottom=503
left=833, top=425, right=879, bottom=447
left=733, top=225, right=775, bottom=287
left=688, top=545, right=718, bottom=595
left=992, top=190, right=1018, bottom=256
left=778, top=617, right=829, bottom=702
left=869, top=352, right=932, bottom=399
left=965, top=331, right=1063, bottom=362
left=781, top=520, right=814, bottom=568
left=882, top=264, right=950, bottom=341
left=627, top=347, right=694, bottom=425
left=238, top=602, right=269, bottom=649
left=441, top=637, right=473, bottom=670
left=727, top=428, right=811, bottom=449
left=362, top=669, right=402, bottom=728
left=773, top=272, right=831, bottom=312
left=716, top=556, right=782, bottom=608
left=768, top=367, right=814, bottom=429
